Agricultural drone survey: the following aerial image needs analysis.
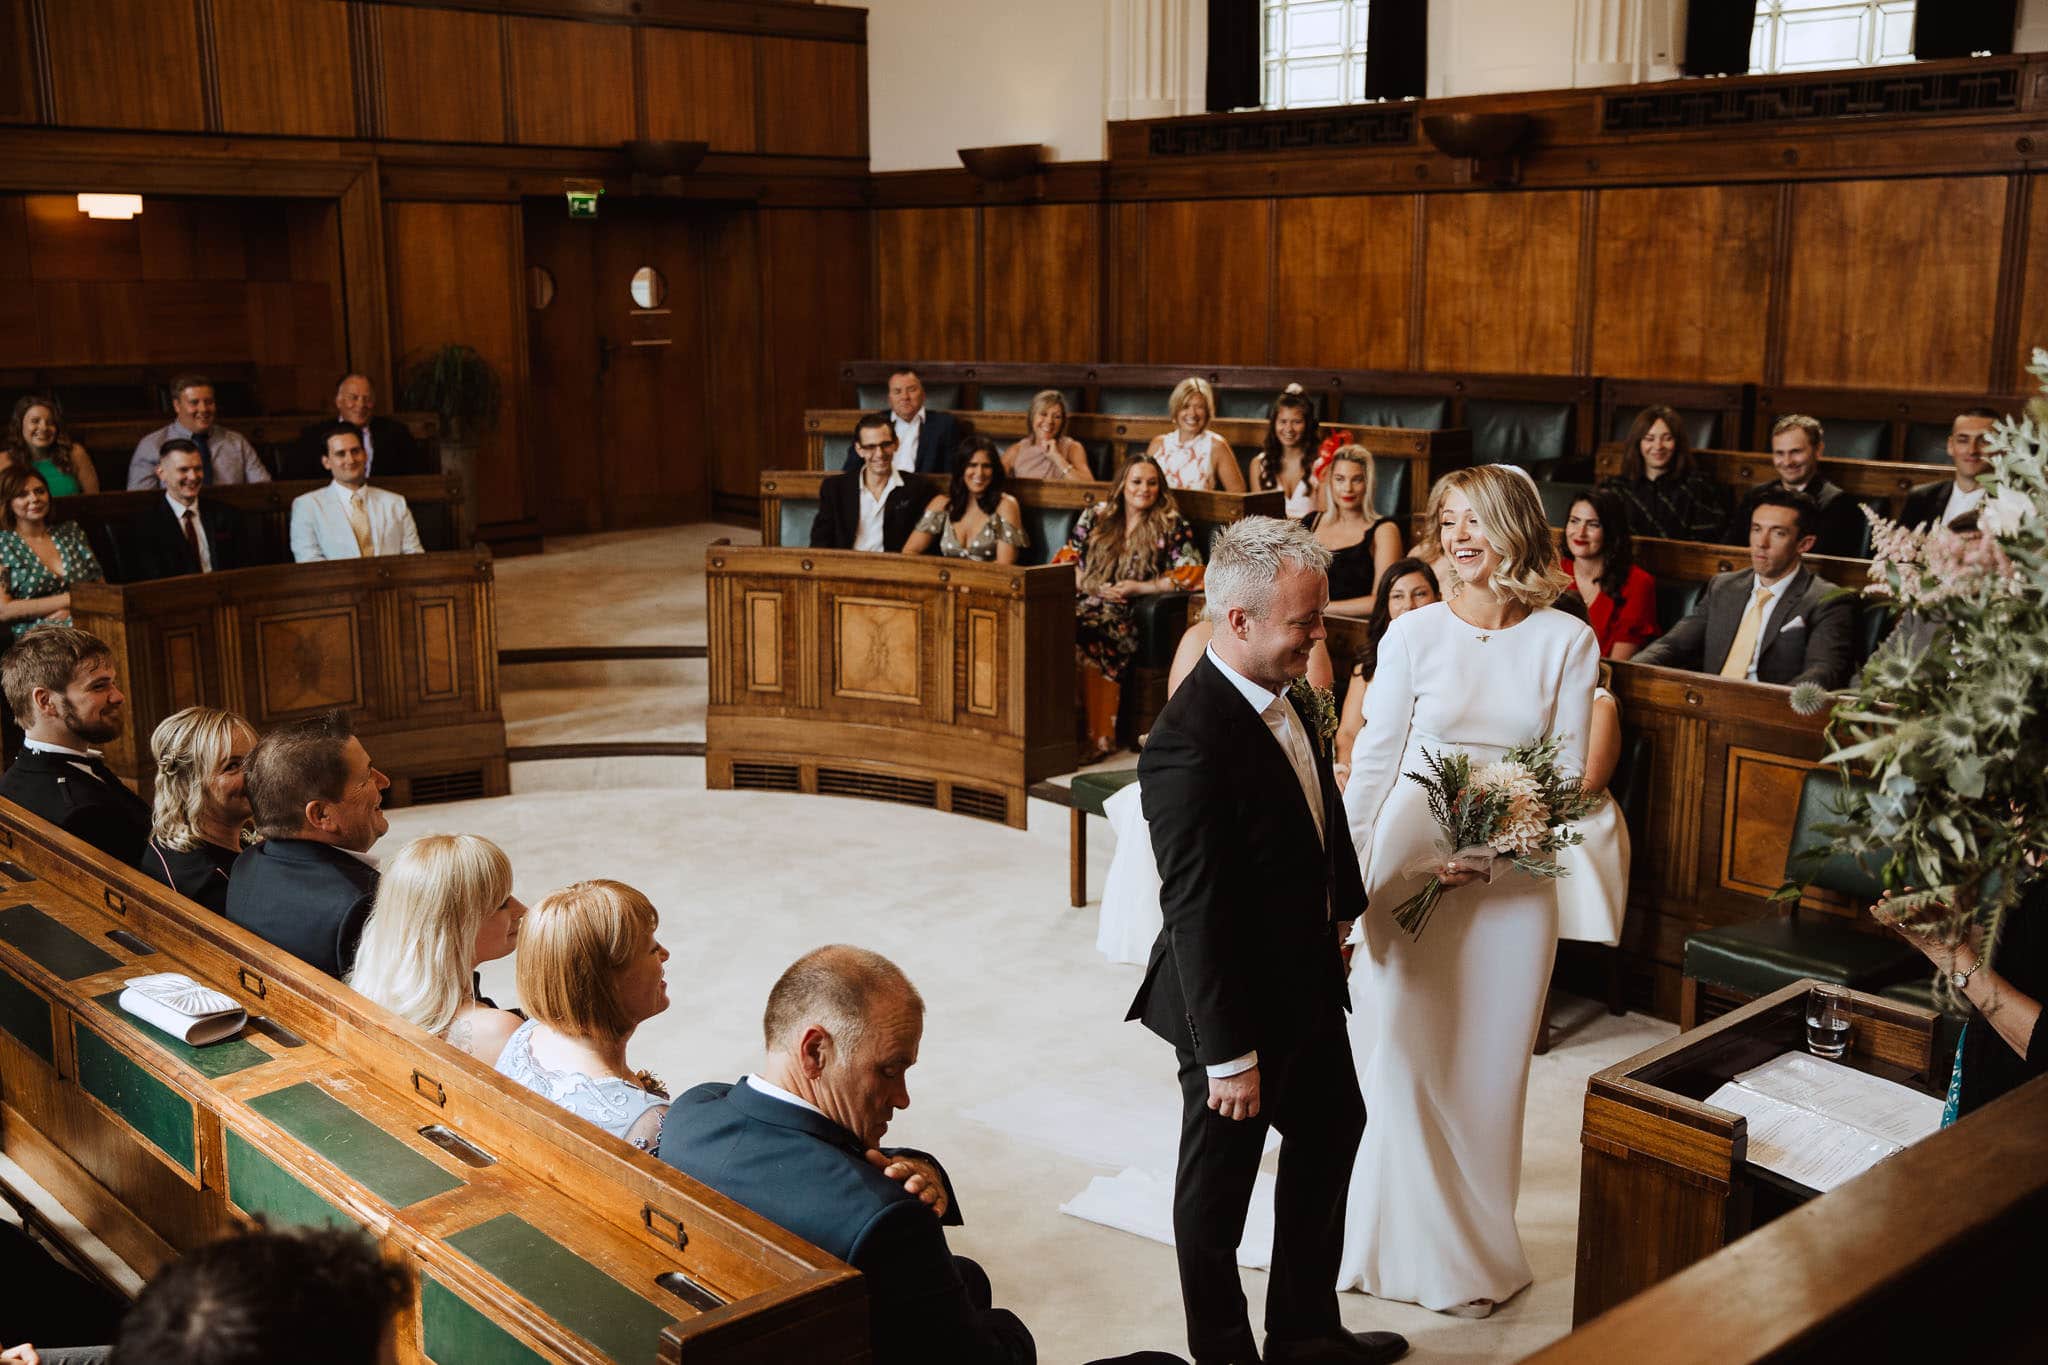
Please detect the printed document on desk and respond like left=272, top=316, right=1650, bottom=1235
left=1706, top=1052, right=1943, bottom=1194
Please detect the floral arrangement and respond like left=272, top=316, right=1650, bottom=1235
left=1288, top=677, right=1339, bottom=758
left=1389, top=734, right=1598, bottom=938
left=1778, top=351, right=2048, bottom=971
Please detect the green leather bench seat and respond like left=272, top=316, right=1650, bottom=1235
left=780, top=496, right=821, bottom=549
left=1902, top=421, right=1952, bottom=465
left=1607, top=405, right=1720, bottom=451
left=1016, top=504, right=1081, bottom=566
left=1216, top=389, right=1276, bottom=420
left=1467, top=398, right=1572, bottom=472
left=855, top=382, right=961, bottom=410
left=1337, top=394, right=1450, bottom=431
left=1813, top=417, right=1885, bottom=461
left=1099, top=386, right=1173, bottom=416
left=1655, top=578, right=1705, bottom=631
left=1539, top=479, right=1592, bottom=529
left=1069, top=766, right=1142, bottom=818
left=1682, top=914, right=1922, bottom=1000
left=976, top=384, right=1081, bottom=413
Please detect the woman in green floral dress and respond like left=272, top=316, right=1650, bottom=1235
left=0, top=465, right=105, bottom=641
left=1055, top=454, right=1204, bottom=760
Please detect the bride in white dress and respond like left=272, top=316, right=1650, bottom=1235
left=1338, top=465, right=1599, bottom=1315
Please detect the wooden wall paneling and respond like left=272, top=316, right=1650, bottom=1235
left=141, top=281, right=250, bottom=363
left=520, top=202, right=600, bottom=533
left=698, top=207, right=767, bottom=503
left=43, top=0, right=205, bottom=132
left=873, top=208, right=976, bottom=361
left=209, top=0, right=354, bottom=138
left=0, top=0, right=39, bottom=124
left=0, top=199, right=37, bottom=365
left=23, top=195, right=142, bottom=280
left=1422, top=189, right=1583, bottom=374
left=1269, top=194, right=1413, bottom=371
left=1141, top=199, right=1271, bottom=366
left=1780, top=176, right=2004, bottom=393
left=1589, top=184, right=1777, bottom=384
left=333, top=166, right=392, bottom=401
left=982, top=203, right=1102, bottom=363
left=641, top=27, right=756, bottom=152
left=1108, top=201, right=1145, bottom=362
left=503, top=13, right=635, bottom=148
left=376, top=5, right=506, bottom=145
left=758, top=38, right=863, bottom=158
left=763, top=209, right=871, bottom=470
left=590, top=205, right=709, bottom=525
left=2015, top=173, right=2048, bottom=383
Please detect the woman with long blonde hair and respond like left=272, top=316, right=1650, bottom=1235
left=1306, top=444, right=1404, bottom=616
left=1337, top=462, right=1599, bottom=1316
left=348, top=834, right=526, bottom=1064
left=141, top=707, right=257, bottom=914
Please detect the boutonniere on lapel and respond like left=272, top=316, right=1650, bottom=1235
left=1287, top=677, right=1339, bottom=759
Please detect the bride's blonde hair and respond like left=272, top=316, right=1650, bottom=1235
left=1425, top=465, right=1562, bottom=609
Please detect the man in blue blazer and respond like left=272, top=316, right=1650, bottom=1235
left=659, top=946, right=1182, bottom=1365
left=838, top=367, right=962, bottom=477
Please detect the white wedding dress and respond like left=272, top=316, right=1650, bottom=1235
left=1338, top=600, right=1599, bottom=1311
left=1096, top=780, right=1162, bottom=965
left=1554, top=686, right=1630, bottom=946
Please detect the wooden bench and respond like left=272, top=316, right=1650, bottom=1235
left=63, top=412, right=440, bottom=494
left=71, top=550, right=508, bottom=809
left=0, top=800, right=867, bottom=1361
left=1750, top=384, right=2031, bottom=462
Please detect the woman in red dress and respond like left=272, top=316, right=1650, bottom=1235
left=1563, top=487, right=1658, bottom=659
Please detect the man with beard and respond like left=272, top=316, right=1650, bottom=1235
left=0, top=627, right=152, bottom=865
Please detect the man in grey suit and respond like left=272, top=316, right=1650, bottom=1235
left=1636, top=486, right=1855, bottom=689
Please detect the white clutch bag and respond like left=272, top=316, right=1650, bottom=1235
left=118, top=972, right=248, bottom=1046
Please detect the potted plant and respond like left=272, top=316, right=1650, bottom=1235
left=398, top=343, right=502, bottom=537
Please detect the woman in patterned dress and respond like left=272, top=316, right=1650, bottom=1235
left=1597, top=404, right=1727, bottom=543
left=0, top=464, right=105, bottom=640
left=1144, top=377, right=1248, bottom=493
left=1057, top=454, right=1204, bottom=760
left=901, top=436, right=1031, bottom=563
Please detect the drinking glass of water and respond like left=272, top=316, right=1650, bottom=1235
left=1805, top=985, right=1852, bottom=1059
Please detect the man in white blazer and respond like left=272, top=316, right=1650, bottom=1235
left=290, top=424, right=424, bottom=563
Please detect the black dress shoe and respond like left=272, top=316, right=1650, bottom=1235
left=1263, top=1328, right=1409, bottom=1365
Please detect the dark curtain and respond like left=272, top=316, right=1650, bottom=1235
left=1915, top=0, right=2019, bottom=58
left=1682, top=0, right=1754, bottom=77
left=1207, top=0, right=1260, bottom=112
left=1365, top=0, right=1427, bottom=101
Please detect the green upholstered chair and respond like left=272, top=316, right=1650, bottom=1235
left=779, top=496, right=822, bottom=549
left=1215, top=388, right=1275, bottom=420
left=1098, top=386, right=1173, bottom=417
left=1466, top=398, right=1573, bottom=472
left=1373, top=459, right=1408, bottom=520
left=1016, top=504, right=1082, bottom=567
left=975, top=384, right=1081, bottom=413
left=1539, top=479, right=1593, bottom=529
left=1812, top=417, right=1886, bottom=461
left=1902, top=421, right=1953, bottom=465
left=1068, top=767, right=1143, bottom=906
left=855, top=382, right=961, bottom=410
left=1337, top=394, right=1451, bottom=432
left=1654, top=578, right=1706, bottom=636
left=1679, top=769, right=1922, bottom=1026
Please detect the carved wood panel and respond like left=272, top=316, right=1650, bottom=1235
left=412, top=596, right=461, bottom=701
left=831, top=596, right=924, bottom=705
left=253, top=606, right=363, bottom=716
left=744, top=590, right=782, bottom=694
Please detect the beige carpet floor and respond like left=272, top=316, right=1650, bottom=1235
left=399, top=526, right=1675, bottom=1364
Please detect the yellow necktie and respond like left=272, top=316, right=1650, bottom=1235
left=344, top=490, right=374, bottom=558
left=1719, top=586, right=1774, bottom=679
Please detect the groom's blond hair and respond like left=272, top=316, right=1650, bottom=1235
left=1206, top=516, right=1332, bottom=622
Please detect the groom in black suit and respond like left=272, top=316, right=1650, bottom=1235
left=1131, top=518, right=1404, bottom=1365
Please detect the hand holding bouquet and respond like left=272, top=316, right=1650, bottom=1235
left=1390, top=735, right=1598, bottom=938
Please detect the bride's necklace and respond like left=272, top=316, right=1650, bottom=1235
left=1446, top=588, right=1525, bottom=643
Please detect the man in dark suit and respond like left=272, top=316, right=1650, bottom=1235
left=225, top=711, right=388, bottom=978
left=659, top=946, right=1179, bottom=1365
left=1728, top=414, right=1867, bottom=558
left=286, top=373, right=431, bottom=481
left=126, top=439, right=246, bottom=581
left=1900, top=406, right=2000, bottom=531
left=813, top=413, right=931, bottom=552
left=1636, top=487, right=1855, bottom=688
left=0, top=628, right=152, bottom=866
left=838, top=366, right=961, bottom=476
left=1132, top=519, right=1404, bottom=1365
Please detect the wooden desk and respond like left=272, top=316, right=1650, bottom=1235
left=705, top=545, right=1077, bottom=828
left=71, top=550, right=508, bottom=808
left=1571, top=980, right=1941, bottom=1325
left=0, top=801, right=865, bottom=1362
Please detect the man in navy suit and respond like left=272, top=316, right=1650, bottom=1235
left=659, top=946, right=1182, bottom=1365
left=838, top=367, right=962, bottom=476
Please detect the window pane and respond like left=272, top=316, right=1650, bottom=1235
left=1284, top=57, right=1345, bottom=107
left=1751, top=0, right=1918, bottom=75
left=1287, top=3, right=1347, bottom=55
left=1777, top=12, right=1867, bottom=69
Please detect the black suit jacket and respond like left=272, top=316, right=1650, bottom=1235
left=0, top=749, right=152, bottom=867
left=124, top=495, right=245, bottom=581
left=288, top=416, right=431, bottom=481
left=1634, top=565, right=1855, bottom=688
left=839, top=410, right=963, bottom=477
left=1128, top=656, right=1359, bottom=1066
left=658, top=1081, right=1030, bottom=1365
left=811, top=472, right=932, bottom=552
left=1901, top=479, right=1961, bottom=531
left=1731, top=478, right=1869, bottom=558
left=224, top=837, right=377, bottom=978
left=141, top=837, right=240, bottom=915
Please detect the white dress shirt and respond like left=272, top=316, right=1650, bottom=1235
left=22, top=737, right=103, bottom=782
left=891, top=408, right=925, bottom=473
left=166, top=493, right=213, bottom=572
left=1198, top=646, right=1328, bottom=1080
left=1941, top=482, right=1986, bottom=528
left=288, top=480, right=425, bottom=562
left=1736, top=569, right=1798, bottom=681
left=853, top=469, right=904, bottom=553
left=743, top=1072, right=829, bottom=1119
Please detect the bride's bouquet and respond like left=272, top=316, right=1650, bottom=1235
left=1390, top=735, right=1598, bottom=939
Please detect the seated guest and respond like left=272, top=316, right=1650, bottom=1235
left=108, top=1222, right=410, bottom=1365
left=1002, top=389, right=1093, bottom=480
left=0, top=466, right=105, bottom=639
left=496, top=879, right=670, bottom=1148
left=226, top=711, right=389, bottom=978
left=140, top=706, right=256, bottom=914
left=901, top=437, right=1028, bottom=564
left=841, top=367, right=961, bottom=476
left=1145, top=377, right=1248, bottom=492
left=1306, top=445, right=1403, bottom=616
left=127, top=440, right=245, bottom=580
left=813, top=414, right=931, bottom=552
left=1598, top=404, right=1727, bottom=542
left=127, top=374, right=271, bottom=489
left=1056, top=454, right=1204, bottom=761
left=660, top=945, right=1179, bottom=1365
left=349, top=834, right=525, bottom=1065
left=0, top=628, right=151, bottom=866
left=7, top=394, right=100, bottom=495
left=1332, top=558, right=1439, bottom=787
left=287, top=372, right=430, bottom=480
left=1247, top=385, right=1321, bottom=518
left=1901, top=406, right=2000, bottom=531
left=1730, top=415, right=1866, bottom=557
left=1635, top=487, right=1854, bottom=688
left=1563, top=489, right=1658, bottom=660
left=289, top=425, right=423, bottom=562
